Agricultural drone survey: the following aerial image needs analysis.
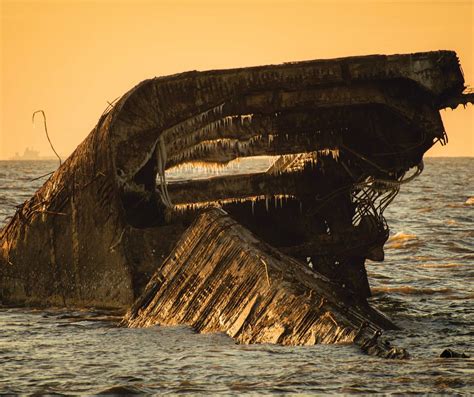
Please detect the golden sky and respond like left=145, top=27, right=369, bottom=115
left=1, top=0, right=473, bottom=159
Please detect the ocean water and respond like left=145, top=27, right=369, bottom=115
left=0, top=158, right=472, bottom=394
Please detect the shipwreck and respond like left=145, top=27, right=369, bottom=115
left=1, top=51, right=472, bottom=357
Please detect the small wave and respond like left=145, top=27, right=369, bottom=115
left=371, top=286, right=452, bottom=296
left=387, top=232, right=418, bottom=242
left=97, top=385, right=145, bottom=394
left=386, top=232, right=419, bottom=249
left=465, top=197, right=474, bottom=205
left=414, top=255, right=436, bottom=261
left=445, top=203, right=463, bottom=209
left=418, top=207, right=434, bottom=213
left=446, top=241, right=473, bottom=254
left=419, top=263, right=464, bottom=269
left=449, top=293, right=474, bottom=300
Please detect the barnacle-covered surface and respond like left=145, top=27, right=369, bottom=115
left=0, top=50, right=472, bottom=315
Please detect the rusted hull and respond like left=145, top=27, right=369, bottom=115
left=0, top=50, right=471, bottom=320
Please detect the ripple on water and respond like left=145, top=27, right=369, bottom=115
left=1, top=159, right=473, bottom=394
left=419, top=263, right=465, bottom=269
left=371, top=286, right=454, bottom=296
left=386, top=231, right=420, bottom=249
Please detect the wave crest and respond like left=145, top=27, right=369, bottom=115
left=386, top=232, right=419, bottom=249
left=465, top=197, right=474, bottom=205
left=372, top=286, right=452, bottom=296
left=419, top=263, right=464, bottom=269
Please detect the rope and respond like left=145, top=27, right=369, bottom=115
left=32, top=110, right=62, bottom=167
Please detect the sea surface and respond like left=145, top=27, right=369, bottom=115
left=0, top=158, right=473, bottom=394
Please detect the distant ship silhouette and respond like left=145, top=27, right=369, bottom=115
left=10, top=148, right=57, bottom=160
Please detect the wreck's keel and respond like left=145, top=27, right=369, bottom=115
left=122, top=208, right=407, bottom=358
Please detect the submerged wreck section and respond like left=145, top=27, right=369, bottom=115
left=0, top=50, right=472, bottom=334
left=123, top=208, right=408, bottom=358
